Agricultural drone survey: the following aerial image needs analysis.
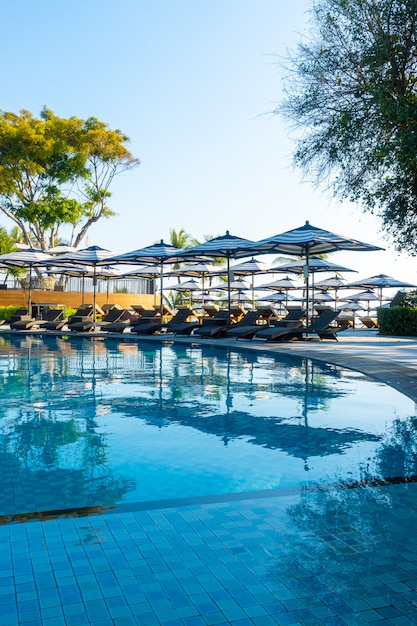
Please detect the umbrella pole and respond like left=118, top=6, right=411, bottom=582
left=227, top=255, right=231, bottom=322
left=160, top=262, right=164, bottom=317
left=305, top=247, right=310, bottom=329
left=93, top=266, right=97, bottom=327
left=28, top=265, right=32, bottom=317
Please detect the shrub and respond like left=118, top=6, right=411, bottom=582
left=0, top=306, right=25, bottom=320
left=378, top=306, right=417, bottom=336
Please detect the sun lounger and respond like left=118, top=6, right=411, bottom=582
left=8, top=309, right=31, bottom=324
left=161, top=307, right=200, bottom=335
left=9, top=317, right=38, bottom=330
left=67, top=308, right=95, bottom=332
left=360, top=317, right=378, bottom=329
left=94, top=308, right=130, bottom=332
left=192, top=310, right=231, bottom=338
left=38, top=309, right=68, bottom=330
left=225, top=310, right=263, bottom=339
left=228, top=308, right=305, bottom=340
left=254, top=309, right=347, bottom=342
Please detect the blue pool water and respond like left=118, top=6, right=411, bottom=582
left=0, top=333, right=415, bottom=517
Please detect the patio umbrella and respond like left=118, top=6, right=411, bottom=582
left=46, top=246, right=116, bottom=327
left=228, top=258, right=271, bottom=308
left=166, top=262, right=219, bottom=307
left=344, top=274, right=417, bottom=307
left=249, top=221, right=382, bottom=326
left=0, top=249, right=54, bottom=316
left=176, top=231, right=255, bottom=319
left=341, top=289, right=380, bottom=315
left=315, top=275, right=348, bottom=310
left=106, top=240, right=205, bottom=316
left=257, top=276, right=300, bottom=307
left=167, top=278, right=202, bottom=308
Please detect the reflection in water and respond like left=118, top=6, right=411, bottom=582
left=0, top=334, right=414, bottom=515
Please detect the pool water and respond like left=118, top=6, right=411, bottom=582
left=0, top=333, right=415, bottom=517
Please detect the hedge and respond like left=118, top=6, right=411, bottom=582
left=378, top=306, right=417, bottom=336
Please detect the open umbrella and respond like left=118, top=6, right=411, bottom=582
left=228, top=258, right=271, bottom=308
left=315, top=275, right=348, bottom=310
left=176, top=231, right=255, bottom=319
left=344, top=274, right=417, bottom=307
left=106, top=240, right=205, bottom=316
left=249, top=221, right=382, bottom=326
left=0, top=249, right=54, bottom=316
left=166, top=262, right=219, bottom=307
left=341, top=289, right=380, bottom=315
left=167, top=278, right=202, bottom=308
left=46, top=246, right=116, bottom=327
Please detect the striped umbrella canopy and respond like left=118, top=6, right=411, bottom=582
left=176, top=231, right=255, bottom=318
left=314, top=275, right=349, bottom=310
left=227, top=258, right=271, bottom=308
left=106, top=240, right=205, bottom=316
left=166, top=262, right=219, bottom=307
left=0, top=249, right=54, bottom=316
left=344, top=274, right=417, bottom=307
left=46, top=246, right=116, bottom=326
left=341, top=289, right=380, bottom=315
left=249, top=221, right=382, bottom=325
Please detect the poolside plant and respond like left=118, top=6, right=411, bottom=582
left=378, top=306, right=417, bottom=337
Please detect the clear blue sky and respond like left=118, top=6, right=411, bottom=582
left=0, top=0, right=415, bottom=284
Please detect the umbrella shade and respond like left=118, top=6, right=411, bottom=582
left=46, top=245, right=78, bottom=254
left=345, top=273, right=417, bottom=290
left=106, top=240, right=205, bottom=315
left=270, top=256, right=357, bottom=274
left=252, top=220, right=383, bottom=256
left=342, top=289, right=379, bottom=302
left=341, top=289, right=380, bottom=315
left=47, top=246, right=116, bottom=326
left=176, top=231, right=255, bottom=318
left=167, top=279, right=201, bottom=292
left=315, top=275, right=348, bottom=289
left=314, top=275, right=348, bottom=310
left=258, top=276, right=300, bottom=290
left=227, top=258, right=272, bottom=308
left=312, top=290, right=334, bottom=302
left=345, top=274, right=417, bottom=307
left=250, top=221, right=381, bottom=325
left=0, top=249, right=55, bottom=315
left=166, top=262, right=219, bottom=307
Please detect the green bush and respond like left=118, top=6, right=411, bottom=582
left=378, top=306, right=417, bottom=336
left=0, top=306, right=25, bottom=320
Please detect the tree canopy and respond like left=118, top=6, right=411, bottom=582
left=278, top=0, right=417, bottom=253
left=0, top=107, right=139, bottom=250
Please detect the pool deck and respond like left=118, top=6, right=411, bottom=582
left=1, top=328, right=417, bottom=625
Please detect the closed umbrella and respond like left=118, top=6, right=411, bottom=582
left=248, top=221, right=382, bottom=326
left=0, top=249, right=54, bottom=316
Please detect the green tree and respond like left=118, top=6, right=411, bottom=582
left=0, top=226, right=16, bottom=254
left=0, top=107, right=139, bottom=250
left=278, top=0, right=417, bottom=253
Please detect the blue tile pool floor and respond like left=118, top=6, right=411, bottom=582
left=2, top=482, right=417, bottom=625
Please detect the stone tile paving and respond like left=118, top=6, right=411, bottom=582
left=1, top=482, right=417, bottom=625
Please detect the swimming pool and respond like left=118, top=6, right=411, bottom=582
left=0, top=333, right=415, bottom=518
